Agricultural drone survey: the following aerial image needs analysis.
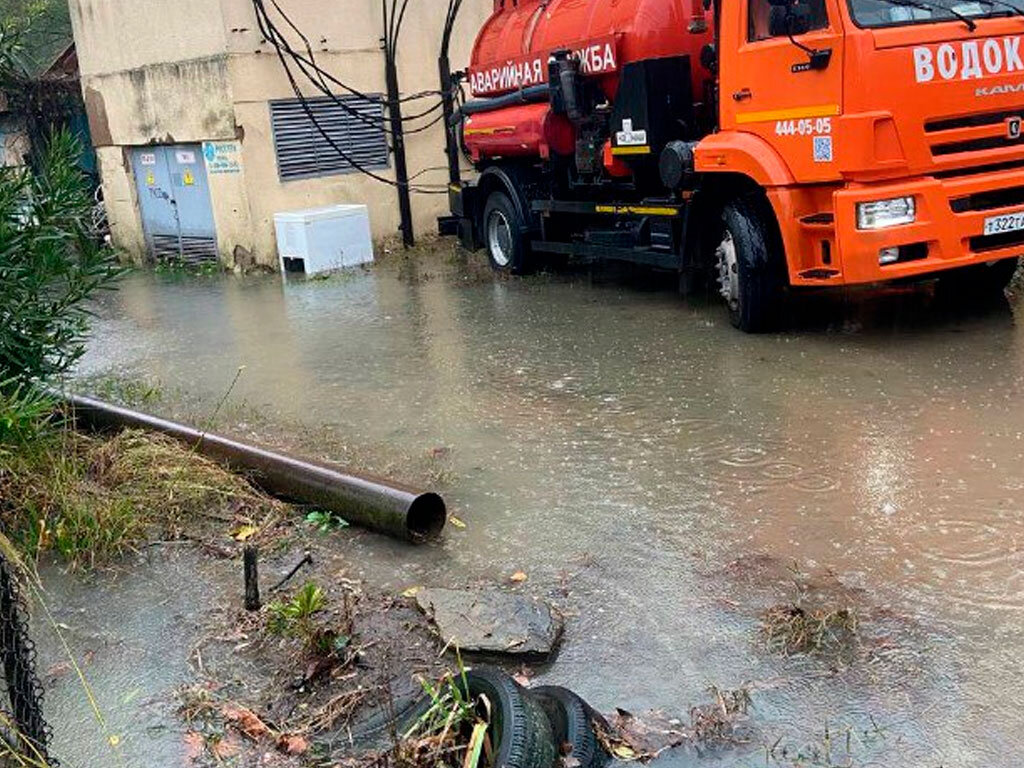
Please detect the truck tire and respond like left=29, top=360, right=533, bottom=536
left=530, top=686, right=608, bottom=768
left=483, top=191, right=530, bottom=274
left=936, top=256, right=1019, bottom=301
left=715, top=197, right=784, bottom=332
left=401, top=668, right=558, bottom=768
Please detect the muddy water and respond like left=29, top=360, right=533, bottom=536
left=32, top=549, right=224, bottom=768
left=66, top=253, right=1024, bottom=766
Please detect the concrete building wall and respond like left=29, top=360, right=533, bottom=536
left=70, top=0, right=492, bottom=268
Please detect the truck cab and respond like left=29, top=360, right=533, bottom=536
left=713, top=0, right=1024, bottom=307
left=444, top=0, right=1024, bottom=331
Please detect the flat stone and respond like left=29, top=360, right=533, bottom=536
left=415, top=588, right=562, bottom=657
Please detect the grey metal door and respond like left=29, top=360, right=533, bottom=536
left=131, top=144, right=217, bottom=263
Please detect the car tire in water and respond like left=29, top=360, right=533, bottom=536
left=530, top=685, right=608, bottom=768
left=936, top=256, right=1020, bottom=301
left=714, top=197, right=785, bottom=333
left=402, top=668, right=558, bottom=768
left=483, top=190, right=530, bottom=274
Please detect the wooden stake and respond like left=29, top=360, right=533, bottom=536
left=244, top=545, right=261, bottom=611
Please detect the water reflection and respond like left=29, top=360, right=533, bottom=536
left=75, top=257, right=1024, bottom=766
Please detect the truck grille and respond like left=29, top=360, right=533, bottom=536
left=926, top=108, right=1024, bottom=160
left=925, top=108, right=1024, bottom=132
left=932, top=135, right=1024, bottom=156
left=950, top=184, right=1024, bottom=213
left=969, top=229, right=1024, bottom=253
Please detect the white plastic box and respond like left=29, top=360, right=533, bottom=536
left=273, top=204, right=374, bottom=275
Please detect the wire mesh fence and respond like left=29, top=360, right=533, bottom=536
left=0, top=554, right=54, bottom=766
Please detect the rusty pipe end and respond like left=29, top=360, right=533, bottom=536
left=407, top=492, right=447, bottom=542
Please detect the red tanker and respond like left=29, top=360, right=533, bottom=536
left=444, top=0, right=1024, bottom=334
left=464, top=0, right=714, bottom=162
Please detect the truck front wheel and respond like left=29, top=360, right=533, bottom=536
left=483, top=191, right=529, bottom=274
left=715, top=198, right=784, bottom=333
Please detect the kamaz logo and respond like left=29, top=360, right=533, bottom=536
left=914, top=36, right=1024, bottom=82
left=976, top=82, right=1024, bottom=97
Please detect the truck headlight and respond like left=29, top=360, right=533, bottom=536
left=857, top=197, right=916, bottom=230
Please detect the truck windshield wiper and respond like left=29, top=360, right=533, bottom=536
left=874, top=0, right=978, bottom=30
left=975, top=0, right=1024, bottom=18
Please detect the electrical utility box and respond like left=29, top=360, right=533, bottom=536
left=273, top=204, right=374, bottom=275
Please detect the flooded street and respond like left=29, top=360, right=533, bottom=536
left=63, top=248, right=1024, bottom=766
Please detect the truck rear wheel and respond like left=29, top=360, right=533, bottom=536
left=936, top=257, right=1019, bottom=301
left=715, top=198, right=784, bottom=333
left=483, top=190, right=529, bottom=274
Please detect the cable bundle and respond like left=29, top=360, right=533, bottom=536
left=252, top=0, right=466, bottom=194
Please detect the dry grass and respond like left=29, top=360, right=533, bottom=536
left=0, top=427, right=284, bottom=568
left=761, top=604, right=859, bottom=658
left=690, top=686, right=753, bottom=745
left=595, top=685, right=753, bottom=762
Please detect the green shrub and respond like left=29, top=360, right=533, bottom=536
left=0, top=383, right=52, bottom=450
left=0, top=128, right=121, bottom=393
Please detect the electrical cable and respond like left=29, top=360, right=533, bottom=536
left=252, top=0, right=449, bottom=193
left=253, top=0, right=446, bottom=130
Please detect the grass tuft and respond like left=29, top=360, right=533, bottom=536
left=761, top=604, right=859, bottom=658
left=0, top=426, right=281, bottom=569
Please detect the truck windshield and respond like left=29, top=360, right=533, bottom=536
left=849, top=0, right=1023, bottom=28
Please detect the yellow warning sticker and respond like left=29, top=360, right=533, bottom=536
left=183, top=170, right=195, bottom=187
left=145, top=171, right=155, bottom=186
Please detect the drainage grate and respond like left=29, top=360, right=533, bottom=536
left=151, top=234, right=218, bottom=264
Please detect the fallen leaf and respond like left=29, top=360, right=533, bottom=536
left=277, top=734, right=309, bottom=755
left=449, top=516, right=467, bottom=529
left=233, top=525, right=258, bottom=542
left=613, top=744, right=637, bottom=760
left=213, top=736, right=242, bottom=759
left=45, top=661, right=71, bottom=679
left=183, top=731, right=205, bottom=762
left=401, top=586, right=422, bottom=598
left=222, top=703, right=270, bottom=740
left=510, top=571, right=528, bottom=583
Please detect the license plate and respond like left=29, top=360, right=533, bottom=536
left=983, top=211, right=1024, bottom=236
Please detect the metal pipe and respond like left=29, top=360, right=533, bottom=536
left=63, top=393, right=447, bottom=544
left=457, top=85, right=550, bottom=118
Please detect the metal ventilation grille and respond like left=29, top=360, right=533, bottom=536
left=151, top=234, right=219, bottom=264
left=270, top=96, right=389, bottom=181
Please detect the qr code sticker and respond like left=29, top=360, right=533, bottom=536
left=813, top=136, right=833, bottom=163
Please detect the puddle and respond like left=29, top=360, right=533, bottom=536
left=32, top=549, right=223, bottom=768
left=61, top=251, right=1024, bottom=766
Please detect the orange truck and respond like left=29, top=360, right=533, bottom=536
left=439, top=0, right=1024, bottom=331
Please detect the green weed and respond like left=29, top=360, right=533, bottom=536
left=268, top=581, right=327, bottom=638
left=398, top=653, right=489, bottom=768
left=305, top=510, right=349, bottom=533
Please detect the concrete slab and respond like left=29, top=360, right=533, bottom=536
left=415, top=588, right=563, bottom=657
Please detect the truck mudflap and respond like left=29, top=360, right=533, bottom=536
left=439, top=182, right=481, bottom=250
